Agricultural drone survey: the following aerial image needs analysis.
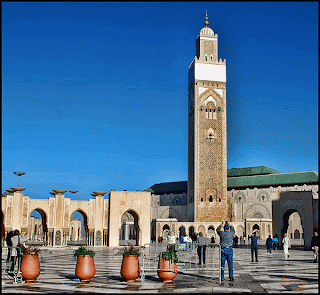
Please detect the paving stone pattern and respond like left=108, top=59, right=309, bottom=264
left=2, top=246, right=318, bottom=293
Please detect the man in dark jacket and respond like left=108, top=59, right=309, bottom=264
left=250, top=232, right=259, bottom=262
left=311, top=231, right=318, bottom=262
left=5, top=229, right=14, bottom=263
left=266, top=235, right=273, bottom=255
left=217, top=221, right=235, bottom=281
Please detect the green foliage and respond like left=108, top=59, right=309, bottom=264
left=114, top=243, right=143, bottom=257
left=20, top=244, right=41, bottom=256
left=73, top=246, right=95, bottom=258
left=159, top=244, right=179, bottom=263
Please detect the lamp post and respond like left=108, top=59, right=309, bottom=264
left=13, top=171, right=25, bottom=187
left=69, top=190, right=78, bottom=201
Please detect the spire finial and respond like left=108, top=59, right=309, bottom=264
left=204, top=11, right=209, bottom=27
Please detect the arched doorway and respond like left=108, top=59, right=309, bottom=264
left=69, top=210, right=88, bottom=245
left=162, top=224, right=170, bottom=240
left=189, top=226, right=195, bottom=236
left=252, top=224, right=260, bottom=237
left=198, top=225, right=205, bottom=236
left=179, top=226, right=186, bottom=238
left=207, top=226, right=215, bottom=238
left=284, top=210, right=304, bottom=246
left=29, top=209, right=48, bottom=246
left=120, top=210, right=140, bottom=246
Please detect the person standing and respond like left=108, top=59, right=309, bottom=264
left=5, top=229, right=14, bottom=263
left=217, top=221, right=235, bottom=281
left=250, top=232, right=259, bottom=262
left=266, top=235, right=273, bottom=255
left=211, top=235, right=215, bottom=247
left=311, top=231, right=318, bottom=262
left=282, top=233, right=291, bottom=259
left=191, top=233, right=197, bottom=250
left=196, top=232, right=208, bottom=265
left=10, top=230, right=27, bottom=273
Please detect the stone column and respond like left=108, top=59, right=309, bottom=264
left=52, top=190, right=67, bottom=246
left=92, top=191, right=106, bottom=246
left=11, top=187, right=26, bottom=231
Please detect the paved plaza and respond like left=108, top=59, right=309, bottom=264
left=2, top=245, right=318, bottom=294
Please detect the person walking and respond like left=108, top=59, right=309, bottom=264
left=272, top=235, right=279, bottom=250
left=311, top=231, right=318, bottom=262
left=266, top=235, right=273, bottom=255
left=282, top=233, right=291, bottom=259
left=250, top=232, right=259, bottom=262
left=217, top=221, right=235, bottom=281
left=196, top=232, right=208, bottom=265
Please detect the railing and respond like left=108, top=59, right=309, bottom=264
left=1, top=246, right=23, bottom=283
left=141, top=242, right=221, bottom=284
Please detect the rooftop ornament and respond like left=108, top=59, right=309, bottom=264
left=205, top=11, right=209, bottom=27
left=13, top=171, right=26, bottom=187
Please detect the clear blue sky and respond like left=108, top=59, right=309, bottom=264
left=2, top=2, right=318, bottom=201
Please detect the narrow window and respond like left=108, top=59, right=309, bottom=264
left=201, top=198, right=204, bottom=202
left=218, top=198, right=221, bottom=202
left=209, top=195, right=213, bottom=202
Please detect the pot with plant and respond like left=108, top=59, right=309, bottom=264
left=74, top=246, right=95, bottom=283
left=114, top=243, right=142, bottom=282
left=157, top=244, right=178, bottom=283
left=20, top=245, right=41, bottom=283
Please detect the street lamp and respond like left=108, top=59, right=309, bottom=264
left=69, top=190, right=78, bottom=201
left=13, top=171, right=25, bottom=187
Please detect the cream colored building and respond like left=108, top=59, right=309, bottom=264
left=1, top=15, right=318, bottom=248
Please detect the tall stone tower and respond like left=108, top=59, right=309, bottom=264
left=187, top=14, right=229, bottom=222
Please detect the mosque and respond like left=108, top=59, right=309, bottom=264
left=2, top=15, right=318, bottom=248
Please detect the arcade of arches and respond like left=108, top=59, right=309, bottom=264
left=2, top=188, right=317, bottom=248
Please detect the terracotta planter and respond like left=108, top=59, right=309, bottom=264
left=20, top=254, right=40, bottom=283
left=157, top=257, right=177, bottom=283
left=120, top=255, right=140, bottom=282
left=75, top=255, right=95, bottom=282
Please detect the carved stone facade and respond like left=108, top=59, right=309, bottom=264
left=188, top=18, right=229, bottom=223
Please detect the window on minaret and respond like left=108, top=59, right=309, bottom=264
left=207, top=128, right=215, bottom=140
left=209, top=195, right=213, bottom=202
left=205, top=102, right=216, bottom=119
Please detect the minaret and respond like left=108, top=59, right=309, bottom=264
left=187, top=13, right=229, bottom=222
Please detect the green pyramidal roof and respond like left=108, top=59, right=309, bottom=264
left=146, top=167, right=318, bottom=194
left=227, top=166, right=280, bottom=177
left=227, top=171, right=318, bottom=188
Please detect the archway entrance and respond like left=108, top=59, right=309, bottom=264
left=189, top=226, right=195, bottom=237
left=252, top=224, right=260, bottom=237
left=29, top=209, right=48, bottom=246
left=283, top=210, right=304, bottom=246
left=69, top=210, right=88, bottom=245
left=179, top=226, right=186, bottom=238
left=207, top=226, right=215, bottom=238
left=120, top=210, right=140, bottom=246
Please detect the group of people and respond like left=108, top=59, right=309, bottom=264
left=5, top=229, right=27, bottom=273
left=210, top=222, right=319, bottom=282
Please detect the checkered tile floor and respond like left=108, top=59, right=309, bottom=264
left=2, top=246, right=318, bottom=293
